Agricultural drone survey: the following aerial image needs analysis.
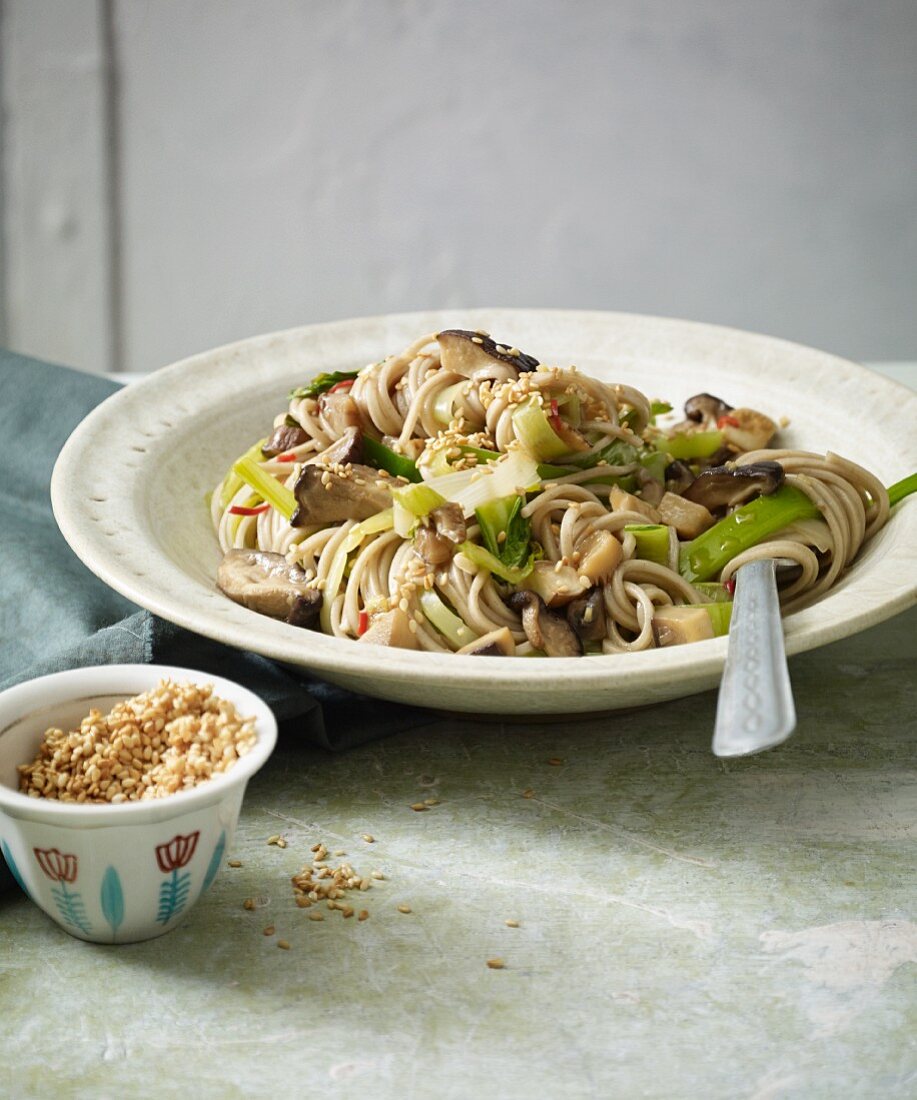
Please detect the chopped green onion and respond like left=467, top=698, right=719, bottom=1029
left=702, top=602, right=733, bottom=636
left=624, top=524, right=671, bottom=566
left=391, top=482, right=446, bottom=517
left=664, top=430, right=723, bottom=461
left=319, top=509, right=395, bottom=633
left=362, top=435, right=422, bottom=482
left=679, top=485, right=820, bottom=583
left=231, top=455, right=296, bottom=521
left=220, top=438, right=268, bottom=508
left=511, top=397, right=571, bottom=461
left=418, top=590, right=477, bottom=649
left=693, top=582, right=733, bottom=604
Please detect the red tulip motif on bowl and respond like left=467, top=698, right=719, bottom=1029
left=33, top=847, right=91, bottom=935
left=155, top=831, right=199, bottom=923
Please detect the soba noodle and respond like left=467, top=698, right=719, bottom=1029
left=211, top=330, right=892, bottom=657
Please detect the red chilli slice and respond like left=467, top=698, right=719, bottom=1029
left=229, top=504, right=271, bottom=516
left=276, top=452, right=298, bottom=462
left=328, top=378, right=356, bottom=393
left=717, top=415, right=740, bottom=429
left=358, top=610, right=369, bottom=635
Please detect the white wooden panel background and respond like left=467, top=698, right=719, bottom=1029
left=2, top=0, right=916, bottom=374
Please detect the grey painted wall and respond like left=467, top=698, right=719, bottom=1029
left=2, top=0, right=916, bottom=372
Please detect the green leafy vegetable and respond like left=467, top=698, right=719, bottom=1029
left=475, top=495, right=532, bottom=571
left=458, top=540, right=537, bottom=585
left=289, top=370, right=360, bottom=400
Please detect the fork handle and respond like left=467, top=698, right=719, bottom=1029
left=712, top=559, right=796, bottom=757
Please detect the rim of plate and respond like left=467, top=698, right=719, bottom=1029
left=50, top=308, right=917, bottom=707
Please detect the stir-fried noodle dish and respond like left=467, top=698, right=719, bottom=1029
left=212, top=329, right=900, bottom=657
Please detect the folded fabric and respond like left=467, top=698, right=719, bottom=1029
left=0, top=349, right=434, bottom=891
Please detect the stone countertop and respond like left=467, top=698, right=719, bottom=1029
left=1, top=606, right=915, bottom=1100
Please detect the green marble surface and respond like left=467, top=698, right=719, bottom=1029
left=2, top=607, right=915, bottom=1100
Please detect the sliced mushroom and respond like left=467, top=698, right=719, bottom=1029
left=651, top=605, right=715, bottom=647
left=720, top=407, right=777, bottom=452
left=217, top=549, right=322, bottom=626
left=436, top=330, right=539, bottom=377
left=566, top=589, right=606, bottom=643
left=291, top=463, right=393, bottom=527
left=318, top=390, right=361, bottom=435
left=414, top=524, right=454, bottom=566
left=636, top=466, right=664, bottom=506
left=683, top=461, right=784, bottom=511
left=575, top=530, right=624, bottom=584
left=311, top=425, right=363, bottom=468
left=684, top=393, right=733, bottom=426
left=431, top=502, right=466, bottom=544
left=262, top=422, right=308, bottom=457
left=665, top=460, right=696, bottom=495
left=358, top=607, right=419, bottom=650
left=508, top=591, right=583, bottom=657
left=457, top=626, right=516, bottom=656
left=656, top=492, right=714, bottom=539
left=609, top=485, right=661, bottom=522
left=523, top=561, right=588, bottom=608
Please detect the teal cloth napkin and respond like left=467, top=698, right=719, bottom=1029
left=0, top=350, right=434, bottom=887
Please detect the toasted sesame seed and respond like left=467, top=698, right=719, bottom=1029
left=308, top=912, right=324, bottom=921
left=397, top=904, right=412, bottom=914
left=227, top=859, right=242, bottom=868
left=263, top=925, right=275, bottom=936
left=486, top=958, right=505, bottom=969
left=505, top=919, right=520, bottom=928
left=547, top=757, right=564, bottom=766
left=410, top=802, right=428, bottom=812
left=361, top=834, right=375, bottom=843
left=358, top=909, right=369, bottom=921
left=341, top=905, right=354, bottom=918
left=277, top=940, right=291, bottom=950
left=243, top=898, right=256, bottom=911
left=423, top=798, right=439, bottom=806
left=371, top=870, right=385, bottom=880
left=522, top=788, right=535, bottom=798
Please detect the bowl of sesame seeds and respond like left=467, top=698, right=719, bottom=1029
left=0, top=664, right=277, bottom=943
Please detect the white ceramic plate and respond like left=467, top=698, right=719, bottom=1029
left=51, top=310, right=917, bottom=715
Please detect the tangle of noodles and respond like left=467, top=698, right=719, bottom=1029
left=211, top=330, right=892, bottom=656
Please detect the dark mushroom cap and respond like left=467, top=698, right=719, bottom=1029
left=217, top=549, right=322, bottom=627
left=566, top=589, right=606, bottom=643
left=262, top=422, right=308, bottom=458
left=436, top=330, right=539, bottom=374
left=430, top=502, right=466, bottom=544
left=683, top=393, right=733, bottom=425
left=291, top=463, right=393, bottom=527
left=314, top=426, right=363, bottom=467
left=683, top=460, right=785, bottom=511
left=508, top=591, right=583, bottom=657
left=665, top=460, right=695, bottom=495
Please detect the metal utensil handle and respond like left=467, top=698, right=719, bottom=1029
left=713, top=559, right=796, bottom=757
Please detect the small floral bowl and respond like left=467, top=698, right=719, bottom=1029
left=0, top=664, right=277, bottom=944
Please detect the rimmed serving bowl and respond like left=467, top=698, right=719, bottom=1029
left=0, top=664, right=277, bottom=944
left=50, top=309, right=917, bottom=715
